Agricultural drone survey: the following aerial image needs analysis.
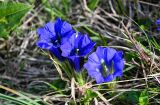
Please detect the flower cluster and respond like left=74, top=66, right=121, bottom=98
left=36, top=18, right=95, bottom=71
left=156, top=19, right=160, bottom=31
left=36, top=18, right=124, bottom=84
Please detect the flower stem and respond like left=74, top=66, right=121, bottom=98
left=74, top=71, right=85, bottom=86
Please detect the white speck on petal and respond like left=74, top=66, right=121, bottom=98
left=100, top=59, right=105, bottom=64
left=55, top=40, right=58, bottom=43
left=76, top=49, right=79, bottom=52
left=76, top=33, right=78, bottom=38
left=96, top=68, right=100, bottom=72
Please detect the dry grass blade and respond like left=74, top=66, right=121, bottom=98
left=71, top=77, right=75, bottom=101
left=0, top=85, right=21, bottom=96
left=49, top=54, right=69, bottom=82
left=93, top=90, right=111, bottom=105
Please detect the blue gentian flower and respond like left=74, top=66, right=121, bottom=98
left=156, top=19, right=160, bottom=31
left=36, top=18, right=75, bottom=61
left=156, top=19, right=160, bottom=25
left=60, top=33, right=96, bottom=71
left=84, top=47, right=124, bottom=84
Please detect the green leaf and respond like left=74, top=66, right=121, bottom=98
left=139, top=90, right=149, bottom=105
left=136, top=18, right=152, bottom=31
left=125, top=51, right=138, bottom=62
left=88, top=0, right=99, bottom=10
left=151, top=38, right=160, bottom=52
left=118, top=91, right=140, bottom=104
left=115, top=0, right=125, bottom=14
left=62, top=0, right=71, bottom=14
left=0, top=2, right=32, bottom=38
left=50, top=79, right=66, bottom=90
left=81, top=89, right=98, bottom=104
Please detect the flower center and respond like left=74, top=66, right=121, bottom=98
left=75, top=48, right=79, bottom=54
left=53, top=33, right=61, bottom=45
left=52, top=39, right=60, bottom=47
left=55, top=40, right=58, bottom=43
left=100, top=59, right=109, bottom=77
left=110, top=61, right=114, bottom=74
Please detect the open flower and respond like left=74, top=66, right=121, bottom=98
left=36, top=18, right=75, bottom=60
left=60, top=33, right=96, bottom=71
left=84, top=47, right=124, bottom=83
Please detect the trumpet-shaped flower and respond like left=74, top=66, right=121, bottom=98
left=84, top=47, right=124, bottom=83
left=36, top=18, right=75, bottom=60
left=60, top=33, right=96, bottom=71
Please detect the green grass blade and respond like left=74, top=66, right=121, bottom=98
left=0, top=93, right=30, bottom=105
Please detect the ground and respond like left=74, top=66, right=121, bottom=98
left=0, top=0, right=160, bottom=105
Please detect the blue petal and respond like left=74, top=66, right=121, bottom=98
left=95, top=74, right=104, bottom=84
left=84, top=62, right=103, bottom=83
left=79, top=35, right=96, bottom=56
left=74, top=33, right=83, bottom=48
left=45, top=22, right=56, bottom=36
left=80, top=35, right=92, bottom=48
left=113, top=51, right=124, bottom=77
left=87, top=52, right=100, bottom=64
left=113, top=59, right=124, bottom=77
left=50, top=47, right=63, bottom=61
left=69, top=56, right=82, bottom=71
left=37, top=22, right=57, bottom=41
left=54, top=18, right=63, bottom=35
left=60, top=42, right=73, bottom=57
left=95, top=47, right=106, bottom=60
left=79, top=41, right=95, bottom=56
left=61, top=30, right=75, bottom=45
left=84, top=62, right=101, bottom=71
left=37, top=28, right=51, bottom=41
left=104, top=47, right=116, bottom=63
left=104, top=74, right=114, bottom=82
left=36, top=40, right=54, bottom=50
left=113, top=51, right=123, bottom=61
left=60, top=21, right=72, bottom=36
left=67, top=33, right=82, bottom=49
left=54, top=18, right=73, bottom=38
